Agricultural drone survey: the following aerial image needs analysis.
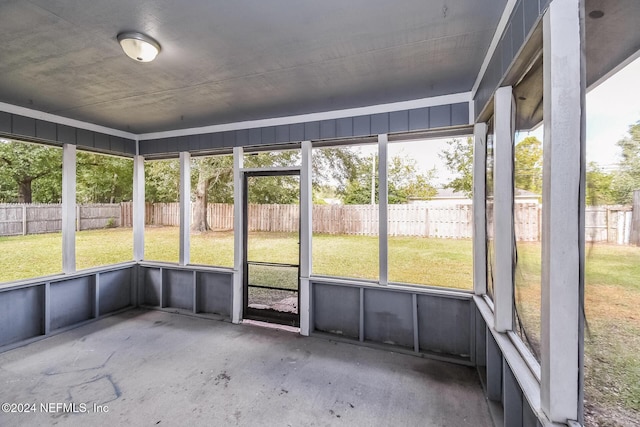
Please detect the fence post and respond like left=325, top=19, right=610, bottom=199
left=631, top=190, right=640, bottom=246
left=22, top=204, right=27, bottom=235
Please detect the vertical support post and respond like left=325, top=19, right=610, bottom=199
left=541, top=0, right=585, bottom=422
left=133, top=155, right=145, bottom=261
left=232, top=147, right=244, bottom=324
left=76, top=205, right=81, bottom=231
left=300, top=141, right=312, bottom=336
left=378, top=134, right=388, bottom=285
left=473, top=122, right=488, bottom=295
left=62, top=143, right=76, bottom=274
left=179, top=151, right=191, bottom=266
left=493, top=86, right=514, bottom=332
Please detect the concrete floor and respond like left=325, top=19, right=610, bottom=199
left=0, top=309, right=492, bottom=427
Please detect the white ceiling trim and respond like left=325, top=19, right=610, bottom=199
left=137, top=92, right=472, bottom=141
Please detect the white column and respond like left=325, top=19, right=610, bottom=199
left=179, top=151, right=191, bottom=266
left=62, top=143, right=76, bottom=274
left=378, top=134, right=388, bottom=285
left=232, top=147, right=244, bottom=324
left=473, top=123, right=488, bottom=295
left=541, top=0, right=585, bottom=422
left=133, top=155, right=145, bottom=261
left=493, top=86, right=514, bottom=332
left=300, top=141, right=312, bottom=336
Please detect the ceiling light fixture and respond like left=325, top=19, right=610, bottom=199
left=117, top=32, right=161, bottom=62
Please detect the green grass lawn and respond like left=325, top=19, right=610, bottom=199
left=0, top=227, right=638, bottom=420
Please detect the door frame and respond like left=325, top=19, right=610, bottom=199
left=242, top=169, right=301, bottom=326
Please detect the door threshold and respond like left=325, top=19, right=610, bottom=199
left=242, top=319, right=300, bottom=334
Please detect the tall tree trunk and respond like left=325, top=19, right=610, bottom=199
left=18, top=180, right=32, bottom=203
left=191, top=176, right=210, bottom=232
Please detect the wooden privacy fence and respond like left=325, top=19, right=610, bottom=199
left=4, top=201, right=638, bottom=244
left=0, top=203, right=123, bottom=236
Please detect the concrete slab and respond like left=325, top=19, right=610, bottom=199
left=0, top=309, right=492, bottom=426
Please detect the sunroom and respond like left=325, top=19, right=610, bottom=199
left=1, top=1, right=639, bottom=426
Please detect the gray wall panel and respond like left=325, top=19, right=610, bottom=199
left=276, top=125, right=290, bottom=143
left=57, top=124, right=76, bottom=145
left=177, top=136, right=189, bottom=151
left=487, top=332, right=503, bottom=402
left=524, top=0, right=539, bottom=34
left=77, top=129, right=94, bottom=148
left=364, top=289, right=413, bottom=348
left=0, top=111, right=10, bottom=133
left=312, top=283, right=359, bottom=339
left=236, top=129, right=249, bottom=147
left=417, top=295, right=470, bottom=357
left=165, top=137, right=179, bottom=153
left=50, top=277, right=93, bottom=331
left=223, top=131, right=236, bottom=147
left=0, top=286, right=44, bottom=346
left=138, top=104, right=470, bottom=155
left=475, top=309, right=487, bottom=367
left=0, top=113, right=134, bottom=155
left=94, top=133, right=110, bottom=151
left=36, top=120, right=57, bottom=141
left=212, top=132, right=224, bottom=148
left=12, top=115, right=36, bottom=138
left=371, top=113, right=389, bottom=134
left=290, top=123, right=305, bottom=142
left=320, top=120, right=336, bottom=139
left=512, top=1, right=525, bottom=58
left=474, top=0, right=544, bottom=121
left=501, top=27, right=512, bottom=76
left=408, top=108, right=428, bottom=130
left=198, top=133, right=212, bottom=150
left=503, top=361, right=524, bottom=427
left=143, top=267, right=162, bottom=306
left=196, top=272, right=232, bottom=317
left=523, top=397, right=540, bottom=427
left=389, top=110, right=408, bottom=133
left=451, top=103, right=469, bottom=126
left=261, top=127, right=276, bottom=145
left=430, top=105, right=451, bottom=128
left=304, top=121, right=320, bottom=140
left=164, top=269, right=194, bottom=310
left=336, top=117, right=353, bottom=138
left=249, top=128, right=262, bottom=145
left=187, top=134, right=200, bottom=151
left=353, top=115, right=371, bottom=136
left=99, top=269, right=132, bottom=315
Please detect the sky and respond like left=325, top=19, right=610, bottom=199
left=392, top=55, right=640, bottom=187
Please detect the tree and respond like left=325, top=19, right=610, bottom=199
left=76, top=152, right=133, bottom=203
left=0, top=140, right=62, bottom=203
left=341, top=153, right=437, bottom=204
left=145, top=159, right=180, bottom=203
left=440, top=136, right=544, bottom=199
left=440, top=137, right=474, bottom=198
left=612, top=120, right=640, bottom=204
left=586, top=162, right=615, bottom=206
left=514, top=136, right=542, bottom=194
left=191, top=156, right=233, bottom=232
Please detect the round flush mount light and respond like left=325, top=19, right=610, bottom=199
left=117, top=32, right=161, bottom=62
